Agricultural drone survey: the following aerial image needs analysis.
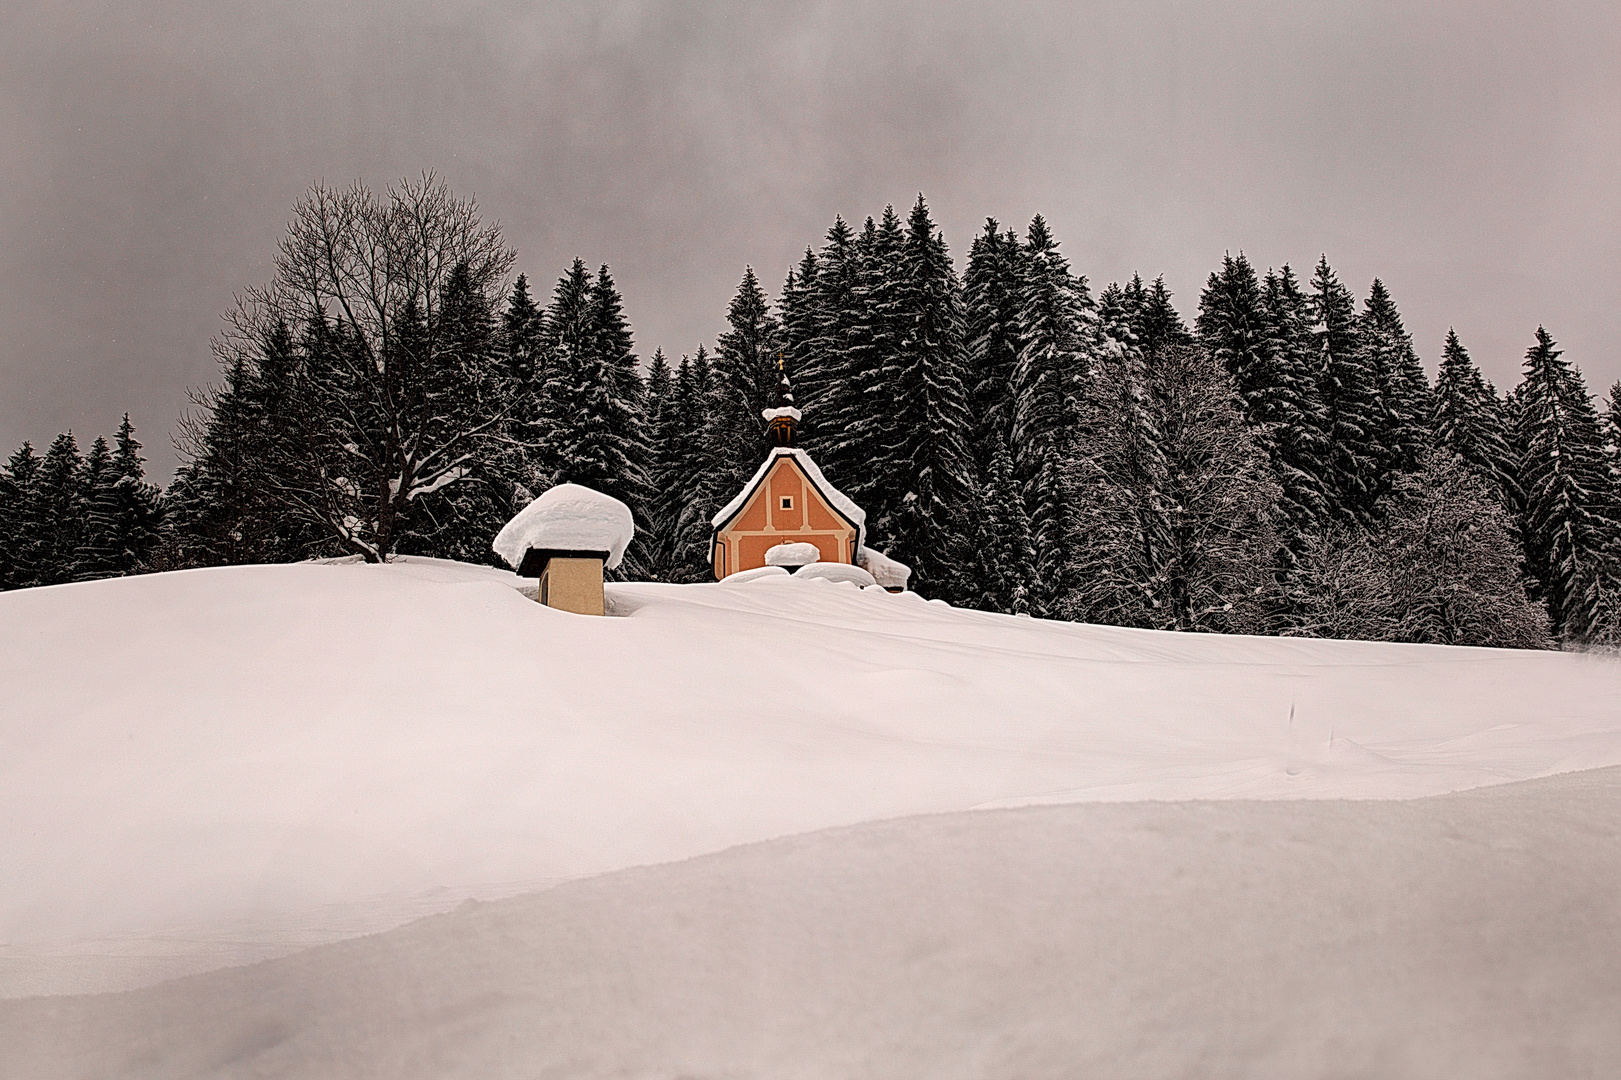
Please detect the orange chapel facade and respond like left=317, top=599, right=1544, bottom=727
left=709, top=367, right=867, bottom=580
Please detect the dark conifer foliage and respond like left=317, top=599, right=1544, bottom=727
left=34, top=432, right=87, bottom=586
left=1011, top=214, right=1097, bottom=615
left=1358, top=278, right=1433, bottom=489
left=0, top=442, right=43, bottom=589
left=531, top=260, right=653, bottom=575
left=973, top=433, right=1040, bottom=614
left=706, top=266, right=784, bottom=500
left=879, top=195, right=977, bottom=600
left=668, top=346, right=719, bottom=581
left=1198, top=255, right=1329, bottom=541
left=72, top=415, right=164, bottom=581
left=962, top=219, right=1025, bottom=471
left=1432, top=329, right=1519, bottom=505
left=1308, top=257, right=1382, bottom=524
left=643, top=348, right=680, bottom=579
left=1513, top=327, right=1611, bottom=642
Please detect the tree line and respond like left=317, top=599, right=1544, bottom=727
left=2, top=176, right=1616, bottom=651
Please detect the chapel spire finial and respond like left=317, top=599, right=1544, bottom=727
left=762, top=353, right=800, bottom=447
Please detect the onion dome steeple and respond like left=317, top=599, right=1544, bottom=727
left=761, top=354, right=802, bottom=448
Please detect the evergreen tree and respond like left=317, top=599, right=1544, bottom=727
left=644, top=347, right=680, bottom=579
left=669, top=346, right=719, bottom=581
left=973, top=433, right=1040, bottom=614
left=533, top=260, right=653, bottom=574
left=1011, top=214, right=1097, bottom=615
left=882, top=195, right=977, bottom=600
left=34, top=432, right=86, bottom=585
left=795, top=217, right=859, bottom=465
left=1131, top=275, right=1194, bottom=358
left=1432, top=329, right=1519, bottom=505
left=704, top=266, right=783, bottom=500
left=71, top=416, right=163, bottom=581
left=1308, top=257, right=1382, bottom=523
left=1358, top=278, right=1433, bottom=489
left=1072, top=344, right=1281, bottom=632
left=1199, top=255, right=1330, bottom=541
left=837, top=209, right=909, bottom=528
left=962, top=219, right=1025, bottom=471
left=1514, top=327, right=1610, bottom=641
left=1, top=442, right=42, bottom=589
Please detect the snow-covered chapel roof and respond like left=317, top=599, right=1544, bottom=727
left=710, top=447, right=866, bottom=550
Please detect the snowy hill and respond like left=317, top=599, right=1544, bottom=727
left=6, top=767, right=1620, bottom=1079
left=3, top=557, right=1621, bottom=1008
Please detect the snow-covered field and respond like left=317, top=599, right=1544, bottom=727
left=3, top=558, right=1620, bottom=1074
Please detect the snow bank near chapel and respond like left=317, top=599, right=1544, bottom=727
left=3, top=557, right=1621, bottom=998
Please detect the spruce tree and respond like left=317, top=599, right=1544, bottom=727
left=1514, top=326, right=1610, bottom=641
left=1011, top=214, right=1097, bottom=615
left=704, top=266, right=783, bottom=500
left=1, top=442, right=42, bottom=589
left=838, top=209, right=908, bottom=529
left=35, top=432, right=87, bottom=585
left=644, top=347, right=680, bottom=579
left=963, top=219, right=1025, bottom=472
left=1359, top=278, right=1433, bottom=489
left=973, top=433, right=1040, bottom=614
left=1432, top=328, right=1519, bottom=505
left=796, top=217, right=859, bottom=465
left=534, top=260, right=653, bottom=574
left=669, top=346, right=719, bottom=581
left=1308, top=257, right=1382, bottom=523
left=1199, top=255, right=1330, bottom=541
left=882, top=195, right=977, bottom=600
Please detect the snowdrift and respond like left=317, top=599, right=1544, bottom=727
left=2, top=557, right=1620, bottom=998
left=5, top=767, right=1619, bottom=1079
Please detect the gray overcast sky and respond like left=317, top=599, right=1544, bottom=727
left=2, top=1, right=1618, bottom=480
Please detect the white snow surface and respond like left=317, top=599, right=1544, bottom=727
left=709, top=446, right=866, bottom=547
left=858, top=544, right=912, bottom=589
left=3, top=557, right=1621, bottom=1002
left=763, top=541, right=821, bottom=566
left=490, top=483, right=633, bottom=570
left=795, top=561, right=877, bottom=587
left=5, top=768, right=1619, bottom=1079
left=760, top=405, right=802, bottom=422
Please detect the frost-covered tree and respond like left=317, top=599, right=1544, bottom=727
left=704, top=266, right=783, bottom=499
left=531, top=261, right=653, bottom=575
left=881, top=195, right=977, bottom=600
left=1432, top=328, right=1518, bottom=505
left=1513, top=327, right=1612, bottom=642
left=185, top=175, right=516, bottom=562
left=1309, top=257, right=1382, bottom=524
left=32, top=432, right=87, bottom=585
left=1011, top=215, right=1097, bottom=614
left=973, top=433, right=1040, bottom=614
left=963, top=219, right=1025, bottom=472
left=1287, top=455, right=1549, bottom=648
left=1359, top=278, right=1433, bottom=489
left=1072, top=343, right=1281, bottom=633
left=0, top=441, right=42, bottom=589
left=668, top=346, right=720, bottom=581
left=72, top=417, right=163, bottom=580
left=1199, top=255, right=1329, bottom=541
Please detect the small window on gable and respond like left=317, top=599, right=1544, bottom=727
left=780, top=496, right=793, bottom=510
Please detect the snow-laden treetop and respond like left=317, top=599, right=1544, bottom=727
left=492, top=484, right=634, bottom=570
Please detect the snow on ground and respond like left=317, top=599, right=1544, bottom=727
left=5, top=767, right=1619, bottom=1079
left=2, top=557, right=1620, bottom=999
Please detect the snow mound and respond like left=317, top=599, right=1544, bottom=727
left=7, top=768, right=1619, bottom=1079
left=760, top=405, right=802, bottom=423
left=795, top=562, right=877, bottom=587
left=719, top=565, right=791, bottom=584
left=491, top=483, right=633, bottom=570
left=858, top=546, right=911, bottom=590
left=765, top=542, right=821, bottom=567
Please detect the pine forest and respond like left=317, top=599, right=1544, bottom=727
left=5, top=176, right=1619, bottom=652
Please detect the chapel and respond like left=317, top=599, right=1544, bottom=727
left=708, top=365, right=867, bottom=580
